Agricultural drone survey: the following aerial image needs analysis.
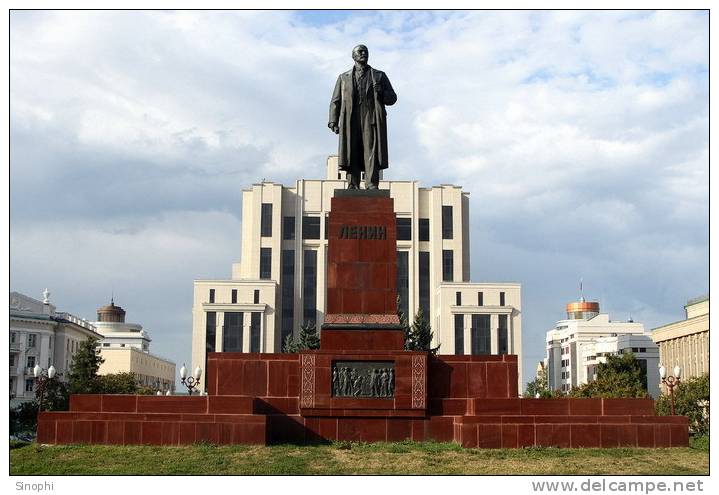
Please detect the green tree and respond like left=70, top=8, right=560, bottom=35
left=67, top=338, right=104, bottom=394
left=404, top=308, right=440, bottom=354
left=569, top=352, right=649, bottom=399
left=99, top=372, right=140, bottom=394
left=283, top=321, right=321, bottom=353
left=656, top=373, right=709, bottom=435
left=524, top=364, right=559, bottom=398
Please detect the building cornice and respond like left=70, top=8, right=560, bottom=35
left=651, top=314, right=709, bottom=341
left=202, top=303, right=268, bottom=312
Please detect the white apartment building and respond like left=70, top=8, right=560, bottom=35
left=192, top=156, right=523, bottom=390
left=652, top=295, right=709, bottom=387
left=545, top=298, right=660, bottom=397
left=10, top=290, right=102, bottom=407
left=93, top=300, right=176, bottom=392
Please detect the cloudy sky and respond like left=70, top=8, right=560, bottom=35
left=10, top=10, right=708, bottom=388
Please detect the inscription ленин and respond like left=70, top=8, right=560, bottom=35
left=339, top=225, right=387, bottom=240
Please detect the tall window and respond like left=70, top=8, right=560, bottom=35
left=209, top=289, right=215, bottom=304
left=303, top=250, right=317, bottom=324
left=419, top=218, right=430, bottom=241
left=206, top=312, right=217, bottom=353
left=442, top=205, right=453, bottom=239
left=471, top=314, right=491, bottom=355
left=28, top=334, right=37, bottom=348
left=260, top=248, right=272, bottom=279
left=281, top=250, right=295, bottom=344
left=478, top=292, right=484, bottom=306
left=283, top=216, right=295, bottom=240
left=419, top=251, right=430, bottom=319
left=223, top=312, right=243, bottom=352
left=442, top=250, right=454, bottom=282
left=498, top=315, right=508, bottom=354
left=454, top=314, right=464, bottom=355
left=253, top=289, right=260, bottom=304
left=26, top=355, right=35, bottom=369
left=500, top=291, right=506, bottom=306
left=231, top=289, right=238, bottom=304
left=397, top=218, right=412, bottom=240
left=397, top=251, right=409, bottom=318
left=260, top=203, right=272, bottom=237
left=250, top=312, right=261, bottom=353
left=302, top=216, right=321, bottom=239
left=456, top=291, right=462, bottom=306
left=25, top=379, right=34, bottom=392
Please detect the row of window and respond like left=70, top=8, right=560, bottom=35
left=208, top=289, right=260, bottom=304
left=10, top=332, right=38, bottom=347
left=260, top=204, right=456, bottom=242
left=205, top=311, right=263, bottom=354
left=454, top=314, right=509, bottom=355
left=454, top=291, right=505, bottom=307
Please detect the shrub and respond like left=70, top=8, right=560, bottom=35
left=656, top=373, right=709, bottom=435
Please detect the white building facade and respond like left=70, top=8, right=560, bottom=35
left=192, top=156, right=523, bottom=391
left=93, top=300, right=176, bottom=392
left=545, top=299, right=660, bottom=397
left=10, top=290, right=102, bottom=407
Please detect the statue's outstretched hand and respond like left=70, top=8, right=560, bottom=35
left=328, top=122, right=340, bottom=134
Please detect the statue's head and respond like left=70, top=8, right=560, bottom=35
left=352, top=44, right=369, bottom=64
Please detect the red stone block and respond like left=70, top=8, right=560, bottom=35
left=479, top=424, right=502, bottom=449
left=600, top=425, right=619, bottom=448
left=386, top=419, right=412, bottom=442
left=103, top=421, right=122, bottom=445
left=501, top=415, right=534, bottom=424
left=458, top=415, right=504, bottom=424
left=72, top=421, right=93, bottom=443
left=598, top=415, right=630, bottom=424
left=602, top=398, right=654, bottom=415
left=654, top=424, right=672, bottom=448
left=363, top=290, right=386, bottom=314
left=521, top=399, right=570, bottom=416
left=181, top=413, right=214, bottom=422
left=195, top=422, right=220, bottom=444
left=636, top=424, right=655, bottom=447
left=236, top=423, right=266, bottom=445
left=70, top=395, right=102, bottom=412
left=340, top=290, right=364, bottom=313
left=174, top=423, right=192, bottom=444
left=428, top=398, right=468, bottom=415
left=629, top=415, right=688, bottom=424
left=570, top=424, right=601, bottom=448
left=208, top=395, right=254, bottom=414
left=670, top=425, right=689, bottom=447
left=517, top=424, right=535, bottom=447
left=216, top=423, right=233, bottom=445
left=337, top=418, right=363, bottom=442
left=242, top=360, right=268, bottom=396
left=37, top=418, right=55, bottom=444
left=501, top=424, right=518, bottom=448
left=137, top=396, right=207, bottom=414
left=448, top=362, right=468, bottom=398
left=288, top=373, right=300, bottom=397
left=486, top=363, right=509, bottom=398
left=473, top=398, right=521, bottom=415
left=161, top=422, right=180, bottom=446
left=617, top=424, right=638, bottom=447
left=427, top=416, right=454, bottom=442
left=569, top=399, right=602, bottom=416
left=56, top=421, right=73, bottom=444
left=360, top=419, right=387, bottom=442
left=460, top=423, right=478, bottom=448
left=91, top=421, right=107, bottom=443
left=535, top=424, right=570, bottom=448
left=139, top=422, right=162, bottom=445
left=255, top=397, right=300, bottom=415
left=411, top=419, right=426, bottom=441
left=101, top=395, right=137, bottom=412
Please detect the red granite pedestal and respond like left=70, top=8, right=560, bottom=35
left=36, top=189, right=690, bottom=448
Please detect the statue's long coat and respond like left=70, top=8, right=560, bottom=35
left=329, top=67, right=397, bottom=171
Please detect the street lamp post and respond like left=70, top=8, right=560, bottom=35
left=179, top=364, right=202, bottom=395
left=659, top=365, right=682, bottom=415
left=33, top=365, right=57, bottom=414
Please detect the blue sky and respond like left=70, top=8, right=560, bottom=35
left=9, top=10, right=708, bottom=389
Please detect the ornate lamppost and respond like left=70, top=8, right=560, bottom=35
left=33, top=365, right=57, bottom=413
left=179, top=364, right=202, bottom=395
left=659, top=364, right=682, bottom=415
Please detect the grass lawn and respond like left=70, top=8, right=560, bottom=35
left=10, top=436, right=709, bottom=475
